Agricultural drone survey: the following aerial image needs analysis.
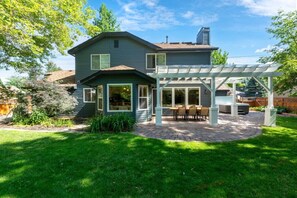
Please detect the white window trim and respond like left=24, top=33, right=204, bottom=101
left=138, top=85, right=149, bottom=110
left=97, top=85, right=103, bottom=111
left=90, top=54, right=110, bottom=70
left=146, top=53, right=166, bottom=70
left=160, top=87, right=201, bottom=107
left=107, top=83, right=133, bottom=112
left=83, top=88, right=96, bottom=103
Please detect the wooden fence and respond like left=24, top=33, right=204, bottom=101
left=240, top=97, right=297, bottom=112
left=0, top=99, right=17, bottom=115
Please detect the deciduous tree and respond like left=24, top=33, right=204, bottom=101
left=0, top=0, right=98, bottom=73
left=89, top=3, right=120, bottom=36
left=259, top=11, right=297, bottom=96
left=211, top=49, right=229, bottom=65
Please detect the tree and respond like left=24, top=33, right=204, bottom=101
left=211, top=49, right=229, bottom=65
left=14, top=80, right=77, bottom=117
left=0, top=0, right=98, bottom=73
left=89, top=3, right=120, bottom=36
left=6, top=76, right=27, bottom=89
left=45, top=61, right=62, bottom=73
left=259, top=11, right=297, bottom=96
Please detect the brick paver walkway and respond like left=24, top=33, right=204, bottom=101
left=134, top=111, right=264, bottom=142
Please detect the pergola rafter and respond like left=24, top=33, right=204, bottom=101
left=148, top=64, right=282, bottom=127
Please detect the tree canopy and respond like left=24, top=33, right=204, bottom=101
left=0, top=0, right=98, bottom=73
left=260, top=11, right=297, bottom=96
left=211, top=49, right=229, bottom=65
left=89, top=3, right=120, bottom=36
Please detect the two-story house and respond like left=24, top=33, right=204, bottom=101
left=68, top=27, right=228, bottom=122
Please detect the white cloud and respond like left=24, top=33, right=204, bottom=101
left=238, top=0, right=296, bottom=16
left=182, top=11, right=195, bottom=19
left=141, top=0, right=158, bottom=8
left=118, top=1, right=180, bottom=31
left=255, top=44, right=274, bottom=53
left=228, top=56, right=260, bottom=64
left=190, top=14, right=218, bottom=26
left=181, top=11, right=218, bottom=26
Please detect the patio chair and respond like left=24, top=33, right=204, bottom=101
left=188, top=106, right=197, bottom=120
left=200, top=107, right=209, bottom=120
left=176, top=107, right=187, bottom=120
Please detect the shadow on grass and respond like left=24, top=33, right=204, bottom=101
left=0, top=116, right=297, bottom=197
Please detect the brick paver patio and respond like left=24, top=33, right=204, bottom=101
left=134, top=111, right=264, bottom=142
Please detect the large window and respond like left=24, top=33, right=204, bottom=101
left=83, top=88, right=96, bottom=103
left=174, top=88, right=186, bottom=106
left=146, top=53, right=166, bottom=69
left=162, top=88, right=172, bottom=107
left=188, top=88, right=200, bottom=105
left=108, top=84, right=132, bottom=112
left=138, top=85, right=148, bottom=110
left=160, top=88, right=200, bottom=107
left=97, top=85, right=103, bottom=110
left=91, top=54, right=110, bottom=70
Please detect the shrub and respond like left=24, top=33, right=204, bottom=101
left=275, top=106, right=289, bottom=114
left=13, top=109, right=48, bottom=125
left=89, top=113, right=135, bottom=133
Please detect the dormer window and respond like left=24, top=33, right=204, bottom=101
left=146, top=53, right=166, bottom=69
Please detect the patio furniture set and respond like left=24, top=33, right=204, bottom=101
left=170, top=105, right=209, bottom=121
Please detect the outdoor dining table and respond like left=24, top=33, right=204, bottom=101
left=169, top=106, right=202, bottom=120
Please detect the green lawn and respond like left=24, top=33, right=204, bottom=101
left=0, top=117, right=297, bottom=197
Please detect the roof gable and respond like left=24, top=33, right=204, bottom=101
left=80, top=65, right=155, bottom=85
left=68, top=32, right=160, bottom=55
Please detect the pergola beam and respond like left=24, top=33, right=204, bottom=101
left=152, top=64, right=282, bottom=127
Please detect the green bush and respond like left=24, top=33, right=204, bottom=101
left=89, top=113, right=135, bottom=133
left=42, top=118, right=74, bottom=127
left=275, top=106, right=289, bottom=114
left=13, top=109, right=48, bottom=125
left=251, top=106, right=266, bottom=112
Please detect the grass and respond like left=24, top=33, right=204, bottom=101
left=0, top=116, right=297, bottom=197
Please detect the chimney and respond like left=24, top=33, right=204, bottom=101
left=196, top=27, right=210, bottom=45
left=166, top=35, right=168, bottom=43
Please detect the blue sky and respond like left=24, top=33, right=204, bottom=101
left=0, top=0, right=296, bottom=81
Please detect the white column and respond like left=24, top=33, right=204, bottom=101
left=155, top=77, right=162, bottom=126
left=209, top=77, right=218, bottom=126
left=264, top=76, right=276, bottom=126
left=231, top=82, right=238, bottom=116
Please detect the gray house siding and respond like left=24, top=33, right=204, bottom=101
left=74, top=84, right=96, bottom=117
left=75, top=37, right=156, bottom=82
left=83, top=73, right=154, bottom=121
left=71, top=31, right=218, bottom=120
left=166, top=52, right=211, bottom=65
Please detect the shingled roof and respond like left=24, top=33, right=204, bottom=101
left=155, top=42, right=218, bottom=51
left=45, top=70, right=76, bottom=87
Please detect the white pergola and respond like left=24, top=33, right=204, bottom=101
left=148, top=64, right=282, bottom=127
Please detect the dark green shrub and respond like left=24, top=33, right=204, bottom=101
left=29, top=109, right=48, bottom=125
left=276, top=106, right=289, bottom=114
left=89, top=113, right=135, bottom=133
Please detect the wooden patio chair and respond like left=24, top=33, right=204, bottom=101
left=188, top=106, right=197, bottom=120
left=176, top=107, right=187, bottom=120
left=200, top=107, right=209, bottom=120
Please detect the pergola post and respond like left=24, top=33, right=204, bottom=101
left=155, top=77, right=162, bottom=126
left=231, top=82, right=238, bottom=116
left=209, top=77, right=218, bottom=126
left=264, top=76, right=277, bottom=126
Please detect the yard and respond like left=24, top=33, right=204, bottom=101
left=0, top=116, right=296, bottom=197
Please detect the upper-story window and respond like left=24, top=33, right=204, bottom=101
left=91, top=54, right=110, bottom=70
left=146, top=53, right=166, bottom=69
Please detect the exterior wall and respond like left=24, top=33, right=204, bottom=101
left=166, top=52, right=211, bottom=65
left=73, top=84, right=96, bottom=117
left=84, top=73, right=154, bottom=122
left=73, top=34, right=214, bottom=119
left=75, top=37, right=156, bottom=82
